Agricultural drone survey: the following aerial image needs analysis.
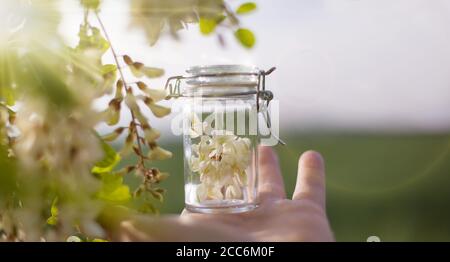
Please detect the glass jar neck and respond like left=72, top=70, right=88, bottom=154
left=183, top=86, right=257, bottom=98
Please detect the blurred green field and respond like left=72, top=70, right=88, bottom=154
left=123, top=133, right=450, bottom=241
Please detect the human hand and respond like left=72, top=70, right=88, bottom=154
left=119, top=147, right=334, bottom=242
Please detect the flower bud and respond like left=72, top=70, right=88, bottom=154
left=101, top=127, right=125, bottom=142
left=120, top=132, right=135, bottom=157
left=123, top=55, right=133, bottom=66
left=105, top=99, right=121, bottom=126
left=142, top=97, right=171, bottom=118
left=115, top=80, right=124, bottom=99
left=147, top=143, right=172, bottom=160
left=136, top=82, right=167, bottom=102
left=144, top=128, right=161, bottom=142
left=155, top=172, right=169, bottom=182
left=124, top=93, right=139, bottom=113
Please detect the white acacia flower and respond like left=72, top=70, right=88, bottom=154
left=191, top=130, right=251, bottom=202
left=14, top=101, right=102, bottom=173
left=188, top=113, right=211, bottom=139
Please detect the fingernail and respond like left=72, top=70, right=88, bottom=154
left=300, top=150, right=324, bottom=169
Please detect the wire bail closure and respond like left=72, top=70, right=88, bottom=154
left=164, top=67, right=285, bottom=145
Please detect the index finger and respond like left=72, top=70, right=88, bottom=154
left=258, top=146, right=286, bottom=202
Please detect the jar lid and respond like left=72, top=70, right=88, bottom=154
left=185, top=64, right=260, bottom=88
left=165, top=65, right=276, bottom=99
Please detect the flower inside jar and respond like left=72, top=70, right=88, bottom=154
left=190, top=130, right=251, bottom=202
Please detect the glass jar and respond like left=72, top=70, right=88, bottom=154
left=165, top=65, right=277, bottom=214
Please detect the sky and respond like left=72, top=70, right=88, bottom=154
left=58, top=0, right=450, bottom=135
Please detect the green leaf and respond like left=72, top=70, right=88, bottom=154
left=91, top=238, right=108, bottom=242
left=81, top=0, right=101, bottom=10
left=91, top=28, right=110, bottom=54
left=50, top=198, right=58, bottom=217
left=234, top=28, right=256, bottom=48
left=92, top=139, right=121, bottom=174
left=101, top=64, right=117, bottom=75
left=77, top=26, right=109, bottom=55
left=236, top=2, right=257, bottom=14
left=46, top=198, right=59, bottom=226
left=199, top=18, right=217, bottom=35
left=47, top=217, right=58, bottom=226
left=0, top=51, right=16, bottom=106
left=216, top=15, right=227, bottom=25
left=3, top=88, right=15, bottom=106
left=97, top=172, right=131, bottom=203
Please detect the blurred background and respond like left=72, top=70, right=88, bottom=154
left=59, top=0, right=450, bottom=241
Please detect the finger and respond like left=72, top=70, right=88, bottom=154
left=118, top=220, right=153, bottom=242
left=258, top=146, right=286, bottom=202
left=119, top=215, right=247, bottom=242
left=292, top=151, right=326, bottom=209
